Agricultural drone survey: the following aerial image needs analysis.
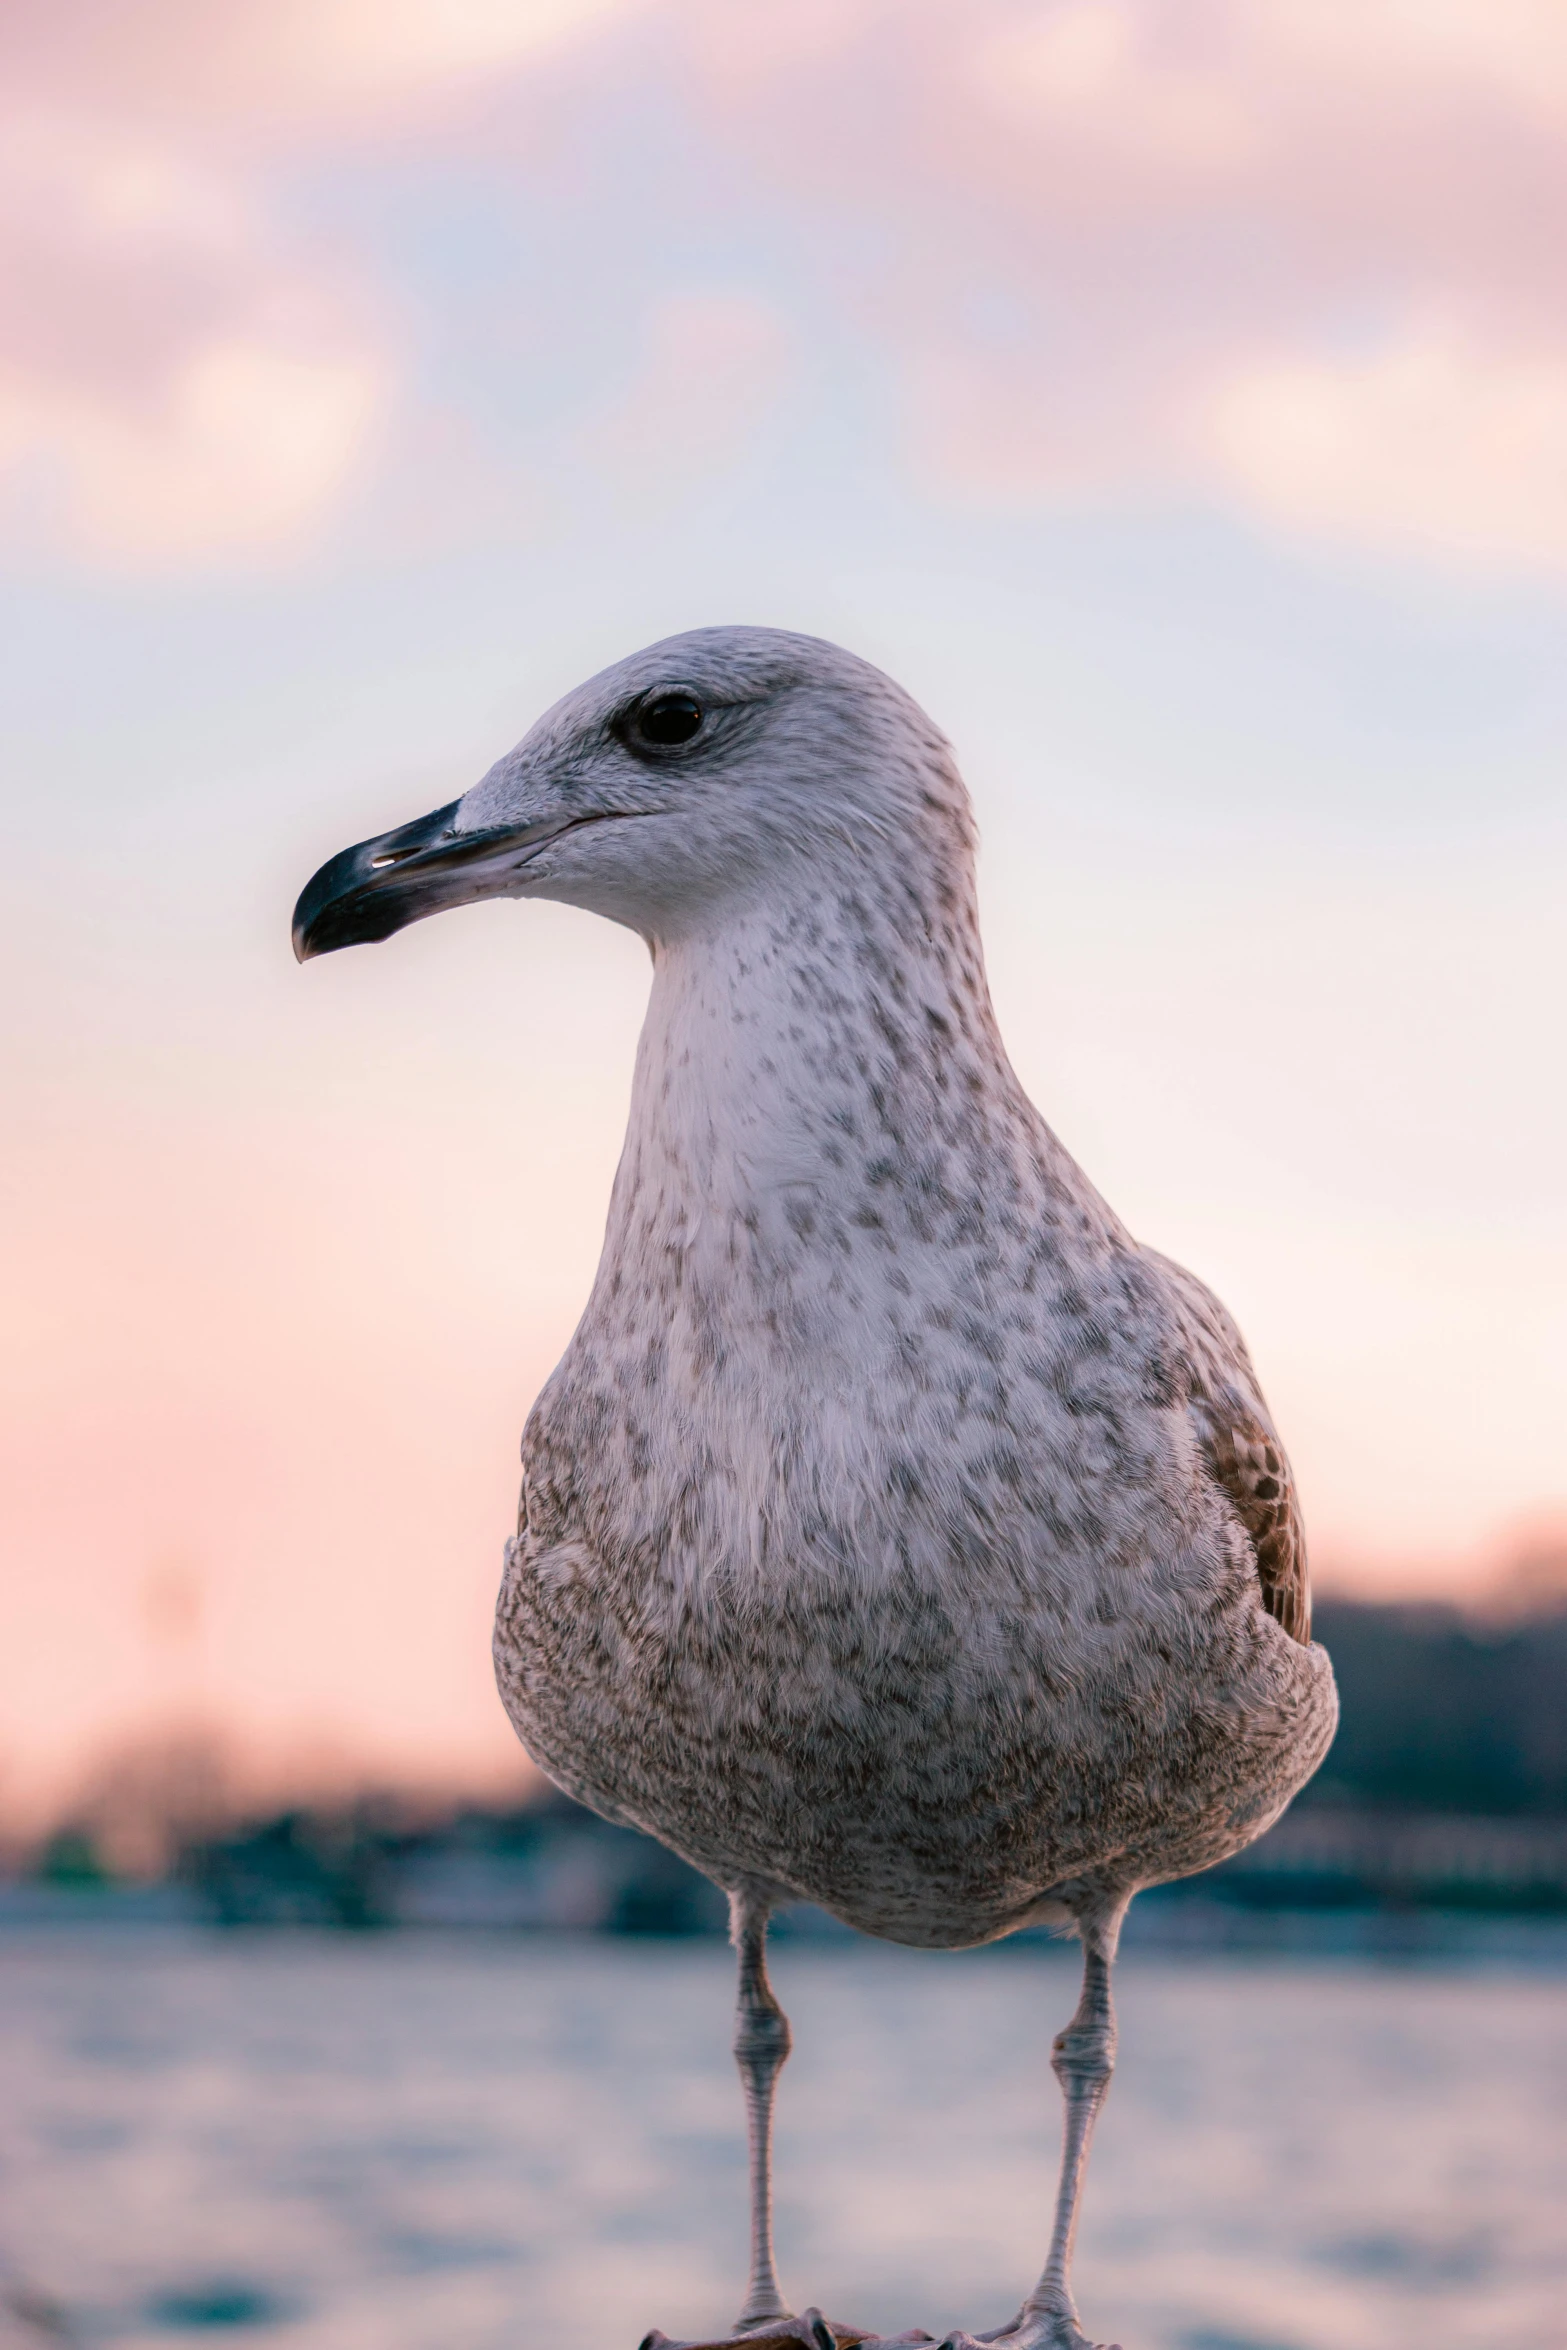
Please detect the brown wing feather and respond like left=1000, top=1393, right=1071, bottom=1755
left=1190, top=1396, right=1311, bottom=1644
left=1140, top=1246, right=1312, bottom=1646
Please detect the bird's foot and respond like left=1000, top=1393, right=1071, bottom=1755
left=638, top=2311, right=911, bottom=2350
left=637, top=2308, right=1120, bottom=2350
left=931, top=2315, right=1120, bottom=2350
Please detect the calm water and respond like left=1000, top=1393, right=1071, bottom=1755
left=2, top=1931, right=1564, bottom=2350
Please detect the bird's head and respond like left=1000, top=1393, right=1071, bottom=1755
left=292, top=625, right=972, bottom=960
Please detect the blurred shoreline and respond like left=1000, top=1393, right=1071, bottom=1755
left=6, top=1594, right=1566, bottom=1957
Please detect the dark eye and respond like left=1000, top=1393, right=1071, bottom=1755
left=631, top=690, right=704, bottom=748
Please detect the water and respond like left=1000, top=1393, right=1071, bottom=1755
left=2, top=1931, right=1564, bottom=2350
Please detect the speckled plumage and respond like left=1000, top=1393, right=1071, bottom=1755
left=481, top=632, right=1335, bottom=1948
left=295, top=626, right=1337, bottom=2350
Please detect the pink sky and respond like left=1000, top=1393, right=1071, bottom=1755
left=6, top=1, right=1567, bottom=568
left=2, top=1, right=1564, bottom=1830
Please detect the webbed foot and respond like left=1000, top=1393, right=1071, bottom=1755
left=639, top=2311, right=920, bottom=2350
left=933, top=2317, right=1121, bottom=2350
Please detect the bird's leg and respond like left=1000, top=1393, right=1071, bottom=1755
left=1024, top=1900, right=1123, bottom=2343
left=730, top=1885, right=793, bottom=2332
left=941, top=1897, right=1129, bottom=2350
left=637, top=1892, right=880, bottom=2347
left=1019, top=1899, right=1129, bottom=2348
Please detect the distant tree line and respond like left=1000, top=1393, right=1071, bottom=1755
left=1307, top=1597, right=1567, bottom=1815
left=16, top=1596, right=1567, bottom=1925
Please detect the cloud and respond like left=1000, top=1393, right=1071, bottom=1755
left=0, top=329, right=384, bottom=567
left=969, top=4, right=1262, bottom=178
left=1261, top=0, right=1567, bottom=123
left=1204, top=315, right=1567, bottom=572
left=244, top=0, right=640, bottom=107
left=0, top=95, right=369, bottom=564
left=673, top=0, right=1567, bottom=571
left=4, top=0, right=651, bottom=133
left=6, top=0, right=1567, bottom=573
left=588, top=290, right=792, bottom=480
left=0, top=1, right=647, bottom=567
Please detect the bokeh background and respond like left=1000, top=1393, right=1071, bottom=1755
left=3, top=1, right=1565, bottom=1834
left=5, top=14, right=1567, bottom=2350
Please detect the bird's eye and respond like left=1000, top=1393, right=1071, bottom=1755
left=631, top=690, right=704, bottom=748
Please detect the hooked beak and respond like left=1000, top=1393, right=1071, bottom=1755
left=291, top=799, right=575, bottom=962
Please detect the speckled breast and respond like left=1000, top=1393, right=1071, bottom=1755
left=492, top=1524, right=1337, bottom=1950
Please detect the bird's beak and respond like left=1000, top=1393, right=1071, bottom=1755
left=291, top=798, right=564, bottom=962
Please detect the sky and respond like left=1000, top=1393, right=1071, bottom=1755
left=2, top=0, right=1564, bottom=1826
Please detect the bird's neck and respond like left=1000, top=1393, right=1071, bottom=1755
left=603, top=879, right=1043, bottom=1262
left=568, top=873, right=1126, bottom=1445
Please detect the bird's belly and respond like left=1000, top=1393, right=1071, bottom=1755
left=493, top=1532, right=1336, bottom=1948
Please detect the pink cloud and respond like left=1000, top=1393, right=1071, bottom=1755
left=0, top=88, right=379, bottom=562
left=674, top=0, right=1567, bottom=570
left=1204, top=313, right=1567, bottom=571
left=3, top=0, right=651, bottom=137
left=6, top=0, right=1567, bottom=571
left=588, top=289, right=792, bottom=478
left=0, top=1, right=648, bottom=565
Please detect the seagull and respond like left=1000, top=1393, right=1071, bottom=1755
left=293, top=627, right=1338, bottom=2350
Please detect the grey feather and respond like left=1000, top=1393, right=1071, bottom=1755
left=456, top=627, right=1340, bottom=1946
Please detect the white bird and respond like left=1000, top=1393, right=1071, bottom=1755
left=294, top=628, right=1337, bottom=2350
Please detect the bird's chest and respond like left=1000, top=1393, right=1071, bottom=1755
left=519, top=1197, right=1164, bottom=1608
left=495, top=1237, right=1186, bottom=1857
left=494, top=1463, right=1068, bottom=1937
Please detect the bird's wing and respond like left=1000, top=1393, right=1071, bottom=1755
left=1140, top=1246, right=1312, bottom=1645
